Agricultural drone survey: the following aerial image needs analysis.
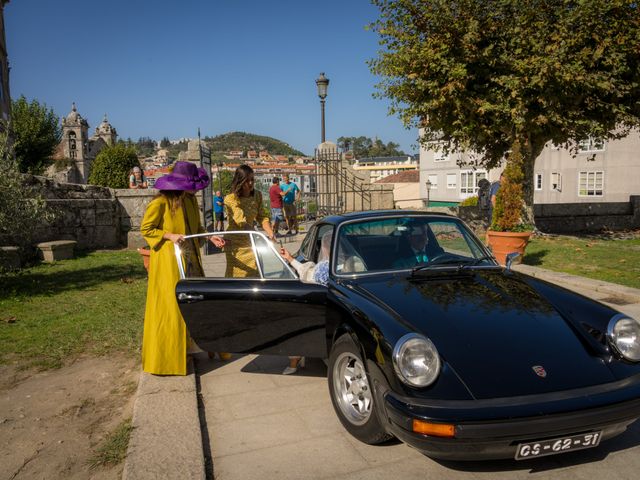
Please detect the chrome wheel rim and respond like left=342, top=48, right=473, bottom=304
left=332, top=351, right=373, bottom=426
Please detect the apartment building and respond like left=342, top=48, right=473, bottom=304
left=419, top=129, right=640, bottom=205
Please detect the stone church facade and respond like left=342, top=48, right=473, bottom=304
left=50, top=103, right=118, bottom=184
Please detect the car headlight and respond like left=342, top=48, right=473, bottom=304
left=392, top=333, right=440, bottom=388
left=607, top=314, right=640, bottom=362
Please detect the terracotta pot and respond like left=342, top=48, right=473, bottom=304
left=137, top=247, right=151, bottom=272
left=486, top=230, right=532, bottom=266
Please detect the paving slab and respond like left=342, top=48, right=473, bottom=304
left=197, top=353, right=640, bottom=480
left=122, top=358, right=205, bottom=480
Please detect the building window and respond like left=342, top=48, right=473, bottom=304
left=578, top=171, right=604, bottom=196
left=428, top=174, right=438, bottom=189
left=434, top=150, right=448, bottom=162
left=460, top=170, right=486, bottom=194
left=446, top=173, right=457, bottom=189
left=578, top=137, right=605, bottom=153
left=551, top=172, right=562, bottom=191
left=535, top=173, right=542, bottom=191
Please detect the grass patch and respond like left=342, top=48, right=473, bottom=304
left=89, top=418, right=133, bottom=469
left=0, top=250, right=147, bottom=370
left=523, top=235, right=640, bottom=289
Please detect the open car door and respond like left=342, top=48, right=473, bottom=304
left=175, top=231, right=327, bottom=357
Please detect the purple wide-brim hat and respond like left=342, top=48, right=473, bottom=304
left=155, top=161, right=210, bottom=191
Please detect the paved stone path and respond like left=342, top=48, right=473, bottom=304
left=195, top=252, right=640, bottom=480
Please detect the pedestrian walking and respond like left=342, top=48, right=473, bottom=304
left=140, top=161, right=224, bottom=375
left=269, top=177, right=284, bottom=236
left=281, top=174, right=301, bottom=235
left=213, top=190, right=225, bottom=231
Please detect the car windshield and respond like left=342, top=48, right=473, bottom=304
left=334, top=216, right=493, bottom=275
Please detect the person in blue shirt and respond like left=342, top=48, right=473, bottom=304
left=213, top=190, right=224, bottom=231
left=280, top=174, right=301, bottom=235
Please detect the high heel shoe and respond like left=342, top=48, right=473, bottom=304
left=282, top=357, right=305, bottom=375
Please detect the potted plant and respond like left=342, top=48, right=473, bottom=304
left=137, top=246, right=151, bottom=272
left=486, top=140, right=533, bottom=265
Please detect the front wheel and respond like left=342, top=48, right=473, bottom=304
left=328, top=334, right=391, bottom=444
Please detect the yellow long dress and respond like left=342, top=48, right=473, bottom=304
left=224, top=191, right=265, bottom=278
left=140, top=194, right=204, bottom=375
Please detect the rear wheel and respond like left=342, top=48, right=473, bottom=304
left=328, top=334, right=391, bottom=444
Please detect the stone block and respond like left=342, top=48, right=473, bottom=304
left=36, top=240, right=77, bottom=262
left=0, top=246, right=21, bottom=270
left=127, top=231, right=148, bottom=250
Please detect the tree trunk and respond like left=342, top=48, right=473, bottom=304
left=520, top=136, right=545, bottom=227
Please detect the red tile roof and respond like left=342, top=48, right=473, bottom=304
left=375, top=170, right=420, bottom=183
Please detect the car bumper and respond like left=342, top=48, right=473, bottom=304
left=379, top=374, right=640, bottom=460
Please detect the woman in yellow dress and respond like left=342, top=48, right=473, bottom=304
left=224, top=164, right=276, bottom=277
left=140, top=161, right=224, bottom=375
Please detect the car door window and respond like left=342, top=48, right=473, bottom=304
left=175, top=232, right=296, bottom=280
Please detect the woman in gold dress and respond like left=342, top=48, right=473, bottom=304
left=224, top=164, right=276, bottom=277
left=140, top=162, right=224, bottom=375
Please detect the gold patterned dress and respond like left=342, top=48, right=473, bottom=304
left=140, top=194, right=204, bottom=375
left=224, top=191, right=266, bottom=278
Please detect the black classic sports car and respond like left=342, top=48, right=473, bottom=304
left=175, top=211, right=640, bottom=461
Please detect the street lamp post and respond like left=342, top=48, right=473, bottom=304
left=425, top=179, right=432, bottom=209
left=315, top=72, right=330, bottom=143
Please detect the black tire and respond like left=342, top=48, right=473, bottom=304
left=327, top=334, right=392, bottom=444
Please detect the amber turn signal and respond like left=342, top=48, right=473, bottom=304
left=412, top=420, right=456, bottom=437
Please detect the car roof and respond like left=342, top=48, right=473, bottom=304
left=318, top=209, right=457, bottom=226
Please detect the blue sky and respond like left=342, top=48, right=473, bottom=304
left=5, top=0, right=417, bottom=156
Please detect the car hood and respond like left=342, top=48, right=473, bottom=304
left=352, top=270, right=616, bottom=399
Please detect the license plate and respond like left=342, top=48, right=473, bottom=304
left=515, top=431, right=602, bottom=460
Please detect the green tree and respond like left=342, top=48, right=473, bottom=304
left=160, top=136, right=171, bottom=148
left=0, top=125, right=55, bottom=263
left=337, top=135, right=405, bottom=158
left=369, top=0, right=640, bottom=226
left=88, top=144, right=140, bottom=188
left=11, top=95, right=62, bottom=174
left=212, top=169, right=234, bottom=195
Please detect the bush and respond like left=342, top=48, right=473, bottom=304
left=459, top=196, right=478, bottom=207
left=491, top=140, right=531, bottom=232
left=89, top=144, right=140, bottom=188
left=0, top=126, right=56, bottom=267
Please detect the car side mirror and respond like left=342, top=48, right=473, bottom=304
left=505, top=252, right=520, bottom=271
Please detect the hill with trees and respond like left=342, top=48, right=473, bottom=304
left=204, top=132, right=306, bottom=156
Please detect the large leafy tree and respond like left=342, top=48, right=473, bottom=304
left=11, top=95, right=62, bottom=174
left=369, top=0, right=640, bottom=224
left=88, top=144, right=140, bottom=188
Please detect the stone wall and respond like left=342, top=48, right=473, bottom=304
left=25, top=175, right=121, bottom=249
left=114, top=189, right=157, bottom=249
left=455, top=197, right=640, bottom=234
left=534, top=196, right=640, bottom=233
left=21, top=176, right=206, bottom=250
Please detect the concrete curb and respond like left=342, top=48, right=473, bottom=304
left=122, top=357, right=205, bottom=480
left=512, top=263, right=640, bottom=304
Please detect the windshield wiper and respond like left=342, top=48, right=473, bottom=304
left=409, top=255, right=495, bottom=276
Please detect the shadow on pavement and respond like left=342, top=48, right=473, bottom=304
left=193, top=353, right=328, bottom=378
left=436, top=419, right=640, bottom=473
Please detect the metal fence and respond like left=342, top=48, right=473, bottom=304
left=313, top=147, right=371, bottom=216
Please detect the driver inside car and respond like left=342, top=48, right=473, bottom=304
left=393, top=221, right=441, bottom=269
